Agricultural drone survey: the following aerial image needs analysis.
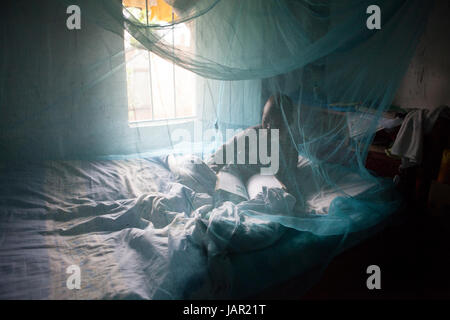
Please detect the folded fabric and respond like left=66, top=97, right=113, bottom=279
left=389, top=106, right=449, bottom=168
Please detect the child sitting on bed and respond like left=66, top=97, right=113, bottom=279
left=207, top=93, right=301, bottom=203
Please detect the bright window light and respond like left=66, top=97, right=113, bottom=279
left=123, top=0, right=196, bottom=123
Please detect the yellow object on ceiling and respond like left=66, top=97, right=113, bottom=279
left=123, top=0, right=178, bottom=23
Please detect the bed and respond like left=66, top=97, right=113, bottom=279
left=0, top=155, right=384, bottom=299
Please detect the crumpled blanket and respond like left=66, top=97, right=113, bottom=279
left=0, top=156, right=298, bottom=299
left=0, top=154, right=390, bottom=299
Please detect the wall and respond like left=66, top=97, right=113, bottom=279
left=0, top=0, right=192, bottom=160
left=393, top=0, right=450, bottom=110
left=1, top=0, right=129, bottom=159
left=2, top=0, right=447, bottom=160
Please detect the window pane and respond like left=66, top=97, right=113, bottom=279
left=123, top=1, right=196, bottom=123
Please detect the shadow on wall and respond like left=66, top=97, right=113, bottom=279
left=394, top=0, right=450, bottom=111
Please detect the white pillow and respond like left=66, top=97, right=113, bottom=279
left=167, top=154, right=217, bottom=195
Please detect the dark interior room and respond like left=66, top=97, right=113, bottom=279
left=1, top=0, right=449, bottom=305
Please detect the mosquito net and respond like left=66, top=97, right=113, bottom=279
left=0, top=0, right=433, bottom=298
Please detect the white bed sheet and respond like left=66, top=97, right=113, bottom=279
left=0, top=156, right=377, bottom=299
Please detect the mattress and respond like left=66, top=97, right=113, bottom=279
left=0, top=156, right=379, bottom=299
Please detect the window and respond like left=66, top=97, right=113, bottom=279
left=123, top=0, right=196, bottom=124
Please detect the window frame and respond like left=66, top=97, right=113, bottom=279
left=123, top=0, right=197, bottom=126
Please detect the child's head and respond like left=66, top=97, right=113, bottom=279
left=261, top=93, right=295, bottom=134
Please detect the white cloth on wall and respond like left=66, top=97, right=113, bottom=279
left=390, top=105, right=449, bottom=168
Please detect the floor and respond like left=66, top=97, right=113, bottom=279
left=302, top=211, right=450, bottom=300
left=250, top=206, right=450, bottom=300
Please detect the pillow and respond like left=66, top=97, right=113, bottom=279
left=167, top=154, right=217, bottom=195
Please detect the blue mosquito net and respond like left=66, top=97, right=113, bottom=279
left=1, top=0, right=433, bottom=298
